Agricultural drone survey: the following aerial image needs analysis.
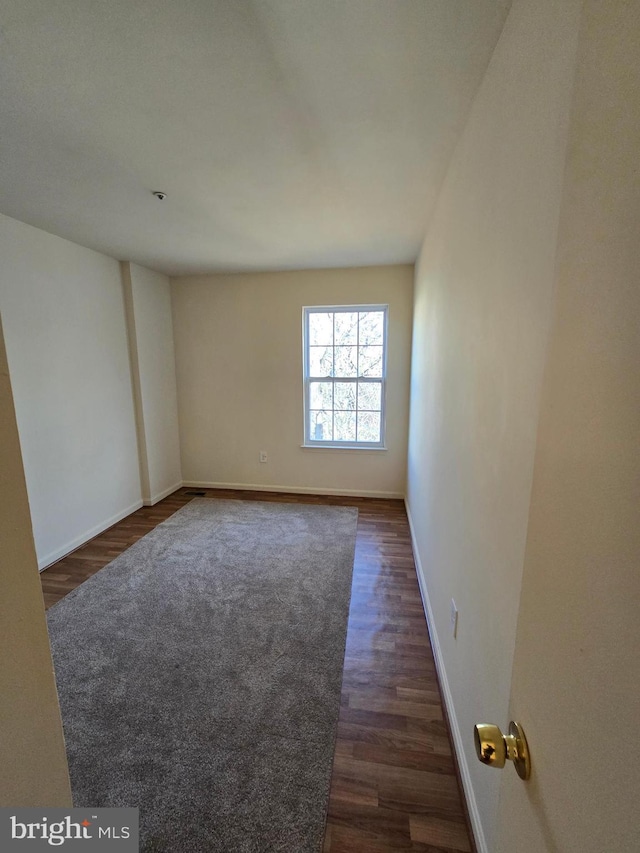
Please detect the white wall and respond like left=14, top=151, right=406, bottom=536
left=122, top=262, right=182, bottom=505
left=405, top=1, right=581, bottom=848
left=172, top=265, right=413, bottom=497
left=497, top=3, right=640, bottom=850
left=0, top=316, right=72, bottom=807
left=0, top=213, right=142, bottom=568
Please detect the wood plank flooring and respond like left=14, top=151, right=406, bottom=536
left=40, top=487, right=475, bottom=852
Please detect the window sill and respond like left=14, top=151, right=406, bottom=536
left=300, top=443, right=387, bottom=451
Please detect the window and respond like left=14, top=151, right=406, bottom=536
left=303, top=305, right=388, bottom=448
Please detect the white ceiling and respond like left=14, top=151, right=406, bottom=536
left=0, top=0, right=510, bottom=276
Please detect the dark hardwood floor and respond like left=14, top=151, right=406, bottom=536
left=41, top=487, right=474, bottom=853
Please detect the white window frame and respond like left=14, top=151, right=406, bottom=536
left=302, top=304, right=388, bottom=450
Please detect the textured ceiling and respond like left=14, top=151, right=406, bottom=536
left=0, top=0, right=511, bottom=275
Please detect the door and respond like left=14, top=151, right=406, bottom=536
left=494, top=4, right=640, bottom=850
left=0, top=315, right=72, bottom=806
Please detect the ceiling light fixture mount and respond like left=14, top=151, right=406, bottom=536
left=152, top=191, right=167, bottom=201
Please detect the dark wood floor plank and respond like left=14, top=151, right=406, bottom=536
left=40, top=486, right=475, bottom=852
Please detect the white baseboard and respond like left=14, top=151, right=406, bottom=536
left=38, top=499, right=144, bottom=572
left=143, top=481, right=183, bottom=506
left=182, top=480, right=404, bottom=499
left=404, top=498, right=487, bottom=853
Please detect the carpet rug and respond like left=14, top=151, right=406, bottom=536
left=47, top=498, right=358, bottom=852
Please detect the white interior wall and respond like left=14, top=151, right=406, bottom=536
left=0, top=213, right=142, bottom=568
left=171, top=265, right=413, bottom=497
left=123, top=262, right=182, bottom=504
left=405, top=1, right=582, bottom=849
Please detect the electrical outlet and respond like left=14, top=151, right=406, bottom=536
left=450, top=598, right=459, bottom=638
left=259, top=451, right=268, bottom=463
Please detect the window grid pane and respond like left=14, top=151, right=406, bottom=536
left=357, top=380, right=382, bottom=412
left=356, top=311, right=360, bottom=381
left=334, top=410, right=356, bottom=442
left=309, top=409, right=333, bottom=442
left=357, top=410, right=381, bottom=443
left=309, top=345, right=333, bottom=377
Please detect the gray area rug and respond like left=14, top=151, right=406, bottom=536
left=47, top=499, right=358, bottom=852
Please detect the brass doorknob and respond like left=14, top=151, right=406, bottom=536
left=473, top=721, right=531, bottom=780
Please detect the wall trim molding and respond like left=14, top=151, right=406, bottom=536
left=404, top=497, right=487, bottom=853
left=38, top=499, right=144, bottom=572
left=182, top=480, right=404, bottom=499
left=143, top=481, right=183, bottom=507
left=37, top=480, right=402, bottom=572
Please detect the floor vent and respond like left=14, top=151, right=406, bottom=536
left=185, top=490, right=206, bottom=497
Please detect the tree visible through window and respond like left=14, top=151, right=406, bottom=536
left=303, top=305, right=387, bottom=447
